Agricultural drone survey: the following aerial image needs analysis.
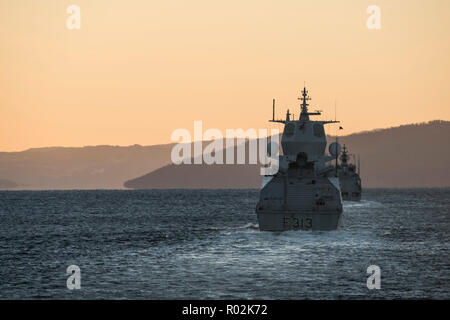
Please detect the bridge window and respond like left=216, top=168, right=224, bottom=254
left=284, top=123, right=295, bottom=135
left=313, top=124, right=324, bottom=137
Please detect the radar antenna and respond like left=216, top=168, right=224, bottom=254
left=298, top=87, right=321, bottom=120
left=269, top=98, right=286, bottom=124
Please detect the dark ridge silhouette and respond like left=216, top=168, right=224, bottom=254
left=124, top=164, right=262, bottom=189
left=0, top=179, right=18, bottom=189
left=0, top=141, right=234, bottom=190
left=0, top=120, right=448, bottom=189
left=124, top=120, right=450, bottom=189
left=333, top=120, right=450, bottom=188
left=124, top=139, right=269, bottom=189
left=0, top=144, right=178, bottom=189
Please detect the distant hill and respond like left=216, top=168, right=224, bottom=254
left=124, top=120, right=450, bottom=189
left=124, top=163, right=262, bottom=189
left=0, top=144, right=177, bottom=189
left=0, top=141, right=215, bottom=190
left=331, top=120, right=450, bottom=188
left=0, top=179, right=18, bottom=189
left=124, top=140, right=263, bottom=189
left=1, top=121, right=448, bottom=189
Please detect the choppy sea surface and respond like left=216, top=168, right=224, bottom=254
left=0, top=189, right=449, bottom=299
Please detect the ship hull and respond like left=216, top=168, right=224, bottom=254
left=256, top=209, right=342, bottom=231
left=339, top=172, right=361, bottom=202
left=341, top=192, right=361, bottom=202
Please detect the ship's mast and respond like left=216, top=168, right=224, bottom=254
left=335, top=136, right=339, bottom=177
left=270, top=98, right=286, bottom=124
left=270, top=86, right=338, bottom=125
left=298, top=87, right=320, bottom=121
left=299, top=87, right=310, bottom=120
left=340, top=145, right=348, bottom=164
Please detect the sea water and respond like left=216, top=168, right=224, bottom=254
left=0, top=189, right=448, bottom=299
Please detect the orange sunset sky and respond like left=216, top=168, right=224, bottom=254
left=1, top=0, right=449, bottom=152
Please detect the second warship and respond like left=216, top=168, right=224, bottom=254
left=255, top=87, right=343, bottom=231
left=336, top=145, right=362, bottom=201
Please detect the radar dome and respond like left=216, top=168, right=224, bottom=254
left=329, top=142, right=341, bottom=157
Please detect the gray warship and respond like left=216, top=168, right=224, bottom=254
left=337, top=145, right=362, bottom=201
left=255, top=87, right=343, bottom=231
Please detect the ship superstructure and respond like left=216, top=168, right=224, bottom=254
left=255, top=87, right=343, bottom=231
left=337, top=145, right=362, bottom=201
